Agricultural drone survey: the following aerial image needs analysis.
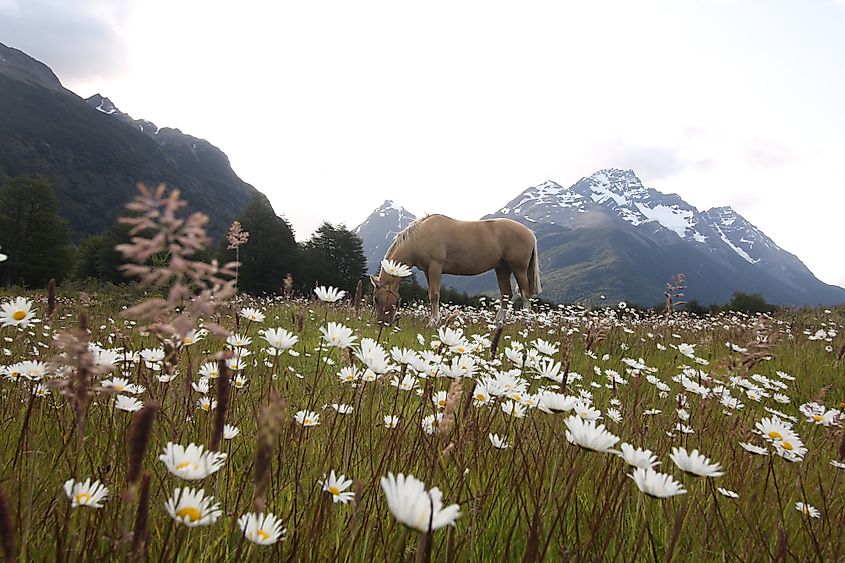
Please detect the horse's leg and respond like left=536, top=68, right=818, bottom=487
left=426, top=263, right=443, bottom=326
left=494, top=267, right=513, bottom=324
left=514, top=269, right=533, bottom=312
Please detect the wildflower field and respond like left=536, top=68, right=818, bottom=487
left=0, top=189, right=843, bottom=562
left=2, top=291, right=844, bottom=562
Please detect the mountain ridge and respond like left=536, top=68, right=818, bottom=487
left=0, top=42, right=268, bottom=241
left=354, top=169, right=845, bottom=306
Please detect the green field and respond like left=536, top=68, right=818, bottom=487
left=1, top=288, right=843, bottom=562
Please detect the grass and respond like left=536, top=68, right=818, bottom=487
left=0, top=289, right=843, bottom=562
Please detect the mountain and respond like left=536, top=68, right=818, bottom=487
left=355, top=169, right=845, bottom=306
left=354, top=200, right=417, bottom=274
left=0, top=42, right=267, bottom=241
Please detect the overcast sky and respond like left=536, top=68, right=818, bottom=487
left=2, top=0, right=845, bottom=287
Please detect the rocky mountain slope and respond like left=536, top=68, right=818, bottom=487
left=355, top=169, right=845, bottom=306
left=353, top=200, right=417, bottom=274
left=0, top=42, right=266, bottom=240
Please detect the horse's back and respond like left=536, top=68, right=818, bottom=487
left=413, top=215, right=535, bottom=274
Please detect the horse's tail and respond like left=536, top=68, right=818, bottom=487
left=528, top=238, right=541, bottom=296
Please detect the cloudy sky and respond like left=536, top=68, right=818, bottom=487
left=3, top=0, right=845, bottom=287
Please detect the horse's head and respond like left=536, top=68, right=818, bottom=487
left=371, top=275, right=400, bottom=325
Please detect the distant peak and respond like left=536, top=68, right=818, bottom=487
left=85, top=94, right=119, bottom=115
left=589, top=168, right=643, bottom=188
left=376, top=199, right=412, bottom=214
left=707, top=205, right=736, bottom=215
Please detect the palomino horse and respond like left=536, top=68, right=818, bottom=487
left=371, top=214, right=541, bottom=325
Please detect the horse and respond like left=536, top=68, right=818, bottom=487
left=370, top=214, right=542, bottom=326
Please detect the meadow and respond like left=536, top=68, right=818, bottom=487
left=1, top=289, right=843, bottom=562
left=0, top=187, right=843, bottom=562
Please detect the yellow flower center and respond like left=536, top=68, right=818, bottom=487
left=304, top=419, right=312, bottom=425
left=257, top=529, right=270, bottom=540
left=176, top=506, right=202, bottom=522
left=328, top=486, right=341, bottom=496
left=768, top=431, right=782, bottom=440
left=114, top=385, right=125, bottom=391
left=476, top=394, right=486, bottom=401
left=75, top=492, right=92, bottom=505
left=175, top=462, right=198, bottom=471
left=438, top=400, right=446, bottom=407
left=781, top=441, right=794, bottom=451
left=12, top=310, right=26, bottom=321
left=183, top=338, right=193, bottom=345
left=813, top=415, right=823, bottom=422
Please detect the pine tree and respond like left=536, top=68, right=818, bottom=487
left=300, top=222, right=366, bottom=295
left=219, top=196, right=299, bottom=295
left=0, top=174, right=72, bottom=287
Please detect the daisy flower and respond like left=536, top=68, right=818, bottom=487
left=226, top=334, right=252, bottom=348
left=422, top=413, right=443, bottom=434
left=669, top=447, right=724, bottom=477
left=115, top=395, right=143, bottom=412
left=199, top=361, right=220, bottom=379
left=739, top=441, right=769, bottom=456
left=320, top=322, right=356, bottom=349
left=380, top=473, right=461, bottom=532
left=380, top=259, right=413, bottom=277
left=314, top=286, right=346, bottom=303
left=1, top=297, right=37, bottom=328
left=384, top=415, right=400, bottom=429
left=240, top=307, right=266, bottom=323
left=165, top=487, right=222, bottom=527
left=238, top=512, right=286, bottom=545
left=338, top=366, right=361, bottom=383
left=197, top=396, right=217, bottom=412
left=501, top=400, right=526, bottom=418
left=329, top=403, right=353, bottom=415
left=629, top=468, right=687, bottom=498
left=537, top=392, right=578, bottom=414
left=795, top=502, right=820, bottom=519
left=488, top=433, right=511, bottom=449
left=101, top=377, right=144, bottom=394
left=261, top=327, right=299, bottom=350
left=564, top=415, right=620, bottom=453
left=64, top=478, right=108, bottom=508
left=159, top=442, right=227, bottom=480
left=717, top=487, right=739, bottom=499
left=320, top=470, right=355, bottom=504
left=295, top=410, right=320, bottom=427
left=755, top=415, right=793, bottom=441
left=223, top=424, right=240, bottom=439
left=618, top=443, right=660, bottom=469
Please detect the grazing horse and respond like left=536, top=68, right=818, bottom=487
left=371, top=214, right=541, bottom=326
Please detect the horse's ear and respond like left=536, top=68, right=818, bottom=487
left=370, top=275, right=380, bottom=289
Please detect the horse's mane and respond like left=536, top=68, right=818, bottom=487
left=385, top=214, right=438, bottom=258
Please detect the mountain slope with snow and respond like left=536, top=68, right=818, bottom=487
left=354, top=200, right=417, bottom=273
left=356, top=169, right=845, bottom=306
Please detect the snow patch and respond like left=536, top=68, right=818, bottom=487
left=712, top=224, right=759, bottom=264
left=634, top=203, right=694, bottom=238
left=95, top=99, right=116, bottom=115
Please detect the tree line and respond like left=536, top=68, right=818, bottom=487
left=0, top=174, right=369, bottom=297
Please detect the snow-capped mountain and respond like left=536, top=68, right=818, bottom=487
left=355, top=169, right=845, bottom=305
left=354, top=200, right=417, bottom=273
